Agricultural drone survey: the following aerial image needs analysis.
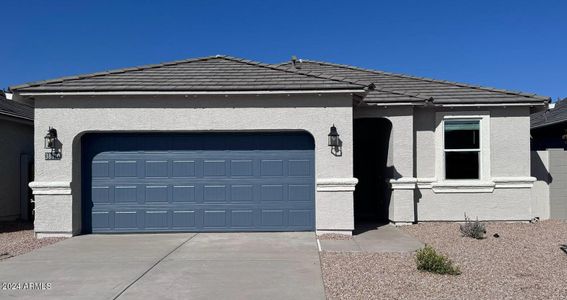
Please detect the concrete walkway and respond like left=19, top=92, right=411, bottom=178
left=319, top=224, right=423, bottom=252
left=0, top=232, right=325, bottom=300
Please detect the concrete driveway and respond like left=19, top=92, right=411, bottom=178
left=0, top=232, right=325, bottom=300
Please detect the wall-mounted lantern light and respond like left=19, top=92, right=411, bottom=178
left=328, top=125, right=340, bottom=147
left=44, top=127, right=62, bottom=160
left=328, top=124, right=342, bottom=156
left=44, top=127, right=57, bottom=149
left=562, top=129, right=567, bottom=144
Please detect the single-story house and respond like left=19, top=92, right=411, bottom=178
left=0, top=91, right=34, bottom=221
left=8, top=55, right=550, bottom=237
left=531, top=98, right=567, bottom=150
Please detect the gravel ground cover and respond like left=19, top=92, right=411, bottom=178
left=318, top=233, right=353, bottom=240
left=320, top=220, right=567, bottom=299
left=0, top=222, right=66, bottom=261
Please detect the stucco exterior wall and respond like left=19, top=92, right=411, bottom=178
left=547, top=149, right=567, bottom=219
left=30, top=94, right=540, bottom=235
left=531, top=150, right=550, bottom=219
left=414, top=106, right=534, bottom=221
left=0, top=116, right=33, bottom=220
left=354, top=106, right=416, bottom=222
left=529, top=149, right=567, bottom=220
left=31, top=94, right=356, bottom=237
left=416, top=188, right=532, bottom=220
left=414, top=106, right=532, bottom=179
left=354, top=105, right=535, bottom=222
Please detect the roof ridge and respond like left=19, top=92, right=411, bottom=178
left=9, top=55, right=227, bottom=91
left=219, top=56, right=372, bottom=89
left=286, top=59, right=550, bottom=101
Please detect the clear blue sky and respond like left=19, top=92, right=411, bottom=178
left=2, top=0, right=566, bottom=99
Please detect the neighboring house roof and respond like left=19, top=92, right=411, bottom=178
left=531, top=98, right=567, bottom=129
left=0, top=92, right=34, bottom=121
left=277, top=60, right=549, bottom=105
left=9, top=55, right=372, bottom=93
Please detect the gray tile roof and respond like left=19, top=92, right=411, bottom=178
left=531, top=98, right=567, bottom=129
left=278, top=60, right=550, bottom=104
left=0, top=92, right=34, bottom=121
left=9, top=55, right=371, bottom=93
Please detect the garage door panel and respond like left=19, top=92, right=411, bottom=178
left=289, top=210, right=311, bottom=226
left=172, top=210, right=196, bottom=228
left=289, top=160, right=311, bottom=177
left=261, top=160, right=284, bottom=176
left=114, top=161, right=138, bottom=177
left=114, top=211, right=138, bottom=229
left=92, top=161, right=110, bottom=178
left=203, top=185, right=227, bottom=202
left=145, top=211, right=169, bottom=229
left=261, top=185, right=284, bottom=201
left=92, top=212, right=111, bottom=229
left=261, top=210, right=285, bottom=226
left=85, top=133, right=314, bottom=233
left=289, top=185, right=312, bottom=201
left=231, top=185, right=254, bottom=202
left=172, top=160, right=196, bottom=177
left=203, top=160, right=227, bottom=176
left=231, top=210, right=254, bottom=227
left=203, top=210, right=228, bottom=227
left=115, top=186, right=137, bottom=203
left=172, top=186, right=196, bottom=202
left=145, top=161, right=168, bottom=177
left=230, top=160, right=253, bottom=176
left=145, top=186, right=169, bottom=203
left=92, top=187, right=111, bottom=204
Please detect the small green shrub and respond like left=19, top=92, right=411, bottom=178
left=416, top=245, right=461, bottom=275
left=460, top=214, right=486, bottom=239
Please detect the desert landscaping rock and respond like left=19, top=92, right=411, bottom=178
left=321, top=220, right=567, bottom=299
left=0, top=222, right=65, bottom=261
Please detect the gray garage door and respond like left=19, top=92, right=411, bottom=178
left=82, top=132, right=315, bottom=233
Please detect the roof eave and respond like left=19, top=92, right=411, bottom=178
left=434, top=101, right=548, bottom=107
left=15, top=88, right=368, bottom=97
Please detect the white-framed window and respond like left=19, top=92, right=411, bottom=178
left=435, top=112, right=491, bottom=182
left=443, top=119, right=480, bottom=179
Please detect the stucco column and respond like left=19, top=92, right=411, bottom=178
left=387, top=109, right=416, bottom=224
left=29, top=182, right=73, bottom=238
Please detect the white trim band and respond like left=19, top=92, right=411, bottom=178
left=431, top=181, right=495, bottom=193
left=492, top=177, right=536, bottom=188
left=416, top=177, right=436, bottom=189
left=415, top=177, right=536, bottom=193
left=29, top=181, right=72, bottom=195
left=316, top=178, right=358, bottom=192
left=389, top=177, right=417, bottom=190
